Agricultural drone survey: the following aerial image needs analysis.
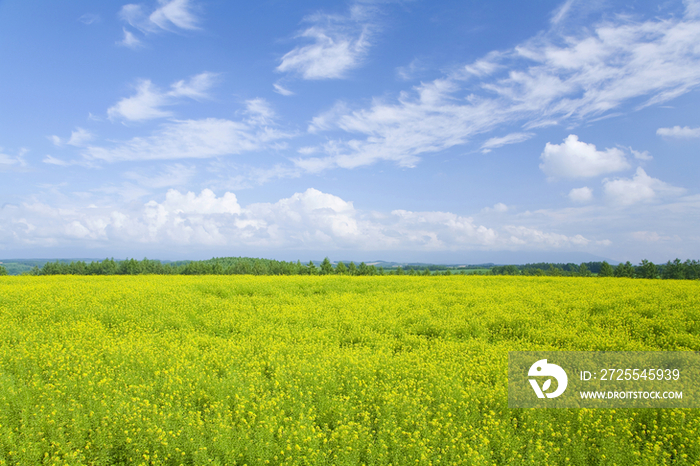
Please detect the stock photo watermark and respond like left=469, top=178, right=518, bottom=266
left=508, top=352, right=700, bottom=408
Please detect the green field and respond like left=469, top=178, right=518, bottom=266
left=1, top=275, right=699, bottom=465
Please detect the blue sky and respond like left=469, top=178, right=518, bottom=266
left=1, top=0, right=699, bottom=263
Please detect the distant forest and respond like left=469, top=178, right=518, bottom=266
left=0, top=257, right=698, bottom=279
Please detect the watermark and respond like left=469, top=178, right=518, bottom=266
left=509, top=352, right=700, bottom=408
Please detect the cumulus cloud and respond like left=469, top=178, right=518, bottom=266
left=482, top=203, right=509, bottom=213
left=540, top=135, right=629, bottom=179
left=503, top=225, right=590, bottom=248
left=568, top=186, right=593, bottom=202
left=107, top=72, right=217, bottom=122
left=277, top=5, right=373, bottom=80
left=0, top=188, right=601, bottom=252
left=631, top=231, right=676, bottom=242
left=630, top=148, right=652, bottom=161
left=480, top=132, right=534, bottom=153
left=603, top=167, right=685, bottom=206
left=656, top=125, right=700, bottom=138
left=299, top=6, right=700, bottom=172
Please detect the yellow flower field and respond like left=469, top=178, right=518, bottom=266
left=0, top=275, right=699, bottom=465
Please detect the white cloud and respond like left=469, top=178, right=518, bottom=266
left=568, top=186, right=593, bottom=202
left=503, top=225, right=590, bottom=248
left=108, top=80, right=171, bottom=121
left=79, top=13, right=100, bottom=25
left=273, top=82, right=295, bottom=96
left=396, top=58, right=427, bottom=81
left=540, top=135, right=629, bottom=179
left=277, top=5, right=373, bottom=80
left=123, top=164, right=195, bottom=188
left=631, top=231, right=676, bottom=242
left=1, top=188, right=602, bottom=253
left=43, top=155, right=71, bottom=166
left=117, top=28, right=142, bottom=48
left=299, top=7, right=700, bottom=172
left=630, top=148, right=652, bottom=161
left=656, top=125, right=700, bottom=138
left=68, top=128, right=95, bottom=146
left=149, top=0, right=199, bottom=31
left=603, top=167, right=685, bottom=206
left=244, top=98, right=276, bottom=126
left=107, top=72, right=217, bottom=121
left=482, top=203, right=509, bottom=213
left=0, top=148, right=28, bottom=171
left=119, top=0, right=199, bottom=34
left=480, top=132, right=534, bottom=153
left=84, top=115, right=291, bottom=163
left=51, top=128, right=95, bottom=147
left=551, top=0, right=575, bottom=25
left=686, top=0, right=700, bottom=18
left=169, top=72, right=217, bottom=99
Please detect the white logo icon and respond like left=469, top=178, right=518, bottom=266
left=528, top=359, right=568, bottom=398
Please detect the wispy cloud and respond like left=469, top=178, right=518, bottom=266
left=396, top=58, right=427, bottom=81
left=87, top=100, right=292, bottom=163
left=551, top=0, right=575, bottom=25
left=277, top=5, right=374, bottom=80
left=480, top=132, right=534, bottom=153
left=50, top=128, right=95, bottom=147
left=118, top=0, right=201, bottom=47
left=657, top=125, right=700, bottom=138
left=123, top=164, right=196, bottom=189
left=78, top=13, right=100, bottom=25
left=272, top=82, right=295, bottom=96
left=0, top=148, right=28, bottom=171
left=120, top=0, right=200, bottom=33
left=107, top=72, right=218, bottom=121
left=117, top=28, right=142, bottom=48
left=298, top=7, right=700, bottom=172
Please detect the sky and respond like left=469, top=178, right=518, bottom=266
left=1, top=0, right=699, bottom=264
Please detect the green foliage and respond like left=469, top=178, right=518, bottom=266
left=0, top=265, right=7, bottom=276
left=598, top=261, right=614, bottom=277
left=662, top=258, right=686, bottom=280
left=578, top=263, right=592, bottom=277
left=320, top=257, right=333, bottom=275
left=614, top=261, right=635, bottom=278
left=6, top=256, right=699, bottom=280
left=639, top=259, right=658, bottom=279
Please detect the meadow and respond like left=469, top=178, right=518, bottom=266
left=0, top=275, right=699, bottom=465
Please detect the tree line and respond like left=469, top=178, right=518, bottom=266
left=2, top=257, right=387, bottom=276
left=489, top=259, right=699, bottom=279
left=1, top=257, right=698, bottom=279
